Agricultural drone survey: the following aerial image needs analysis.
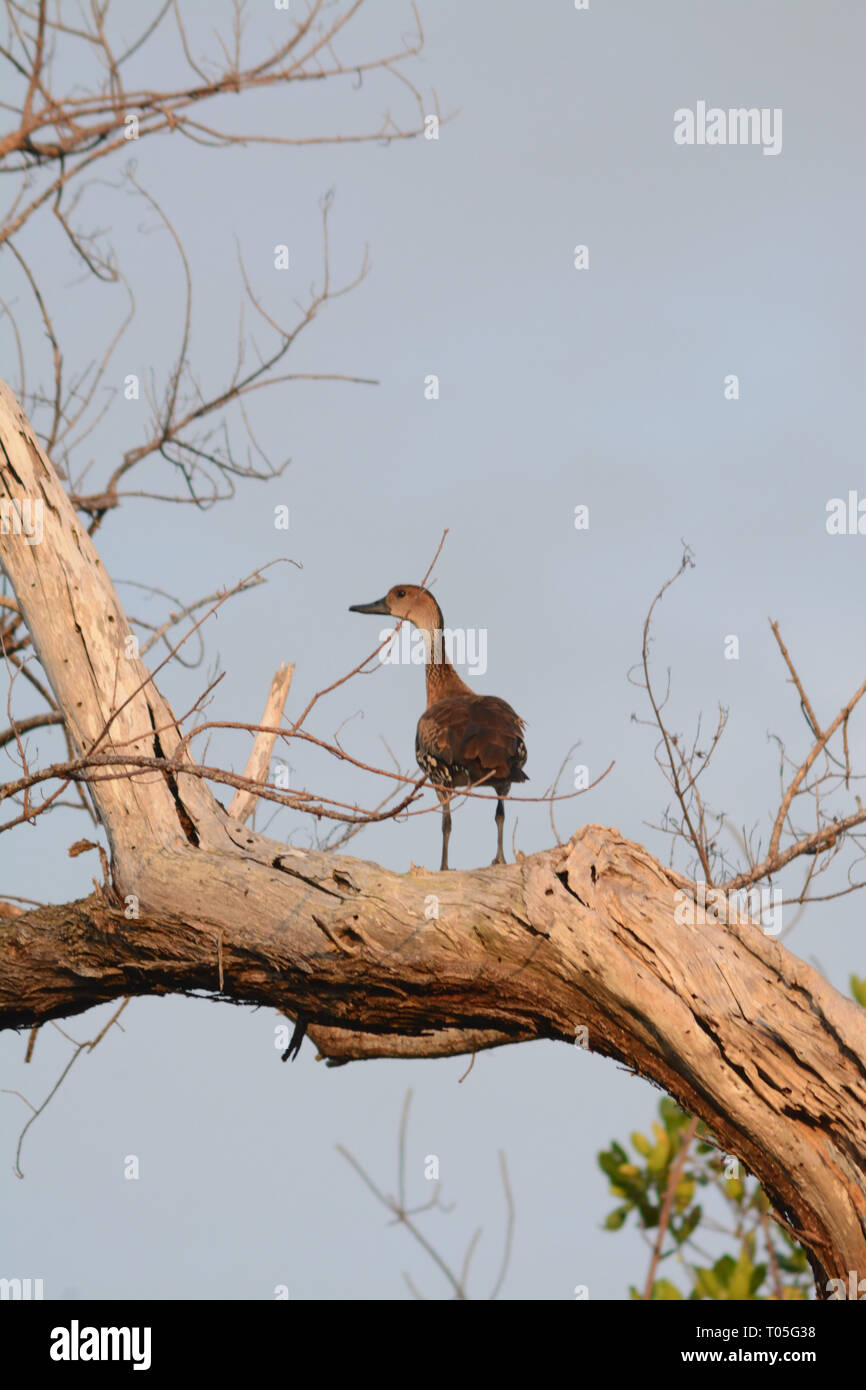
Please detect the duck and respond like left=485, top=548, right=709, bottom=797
left=349, top=584, right=527, bottom=869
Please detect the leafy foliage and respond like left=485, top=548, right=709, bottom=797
left=599, top=1097, right=812, bottom=1300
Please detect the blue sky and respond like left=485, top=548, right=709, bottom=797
left=2, top=0, right=865, bottom=1299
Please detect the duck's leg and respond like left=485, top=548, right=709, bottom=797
left=438, top=789, right=452, bottom=870
left=493, top=797, right=505, bottom=865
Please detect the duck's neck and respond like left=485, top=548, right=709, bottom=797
left=416, top=601, right=473, bottom=706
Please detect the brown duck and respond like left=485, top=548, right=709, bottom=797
left=349, top=584, right=528, bottom=869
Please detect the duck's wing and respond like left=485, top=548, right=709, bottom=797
left=416, top=695, right=528, bottom=787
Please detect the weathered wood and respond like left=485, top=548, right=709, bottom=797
left=2, top=379, right=866, bottom=1292
left=0, top=380, right=214, bottom=859
left=227, top=661, right=294, bottom=824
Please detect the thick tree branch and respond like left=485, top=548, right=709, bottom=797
left=2, top=825, right=865, bottom=1292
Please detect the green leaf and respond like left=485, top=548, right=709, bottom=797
left=637, top=1201, right=661, bottom=1228
left=659, top=1097, right=687, bottom=1127
left=631, top=1131, right=651, bottom=1157
left=728, top=1247, right=754, bottom=1301
left=672, top=1204, right=702, bottom=1245
left=694, top=1267, right=721, bottom=1299
left=598, top=1142, right=629, bottom=1177
left=604, top=1205, right=630, bottom=1231
left=674, top=1177, right=695, bottom=1211
left=647, top=1126, right=671, bottom=1173
left=850, top=974, right=866, bottom=1008
left=777, top=1248, right=809, bottom=1275
left=652, top=1278, right=683, bottom=1300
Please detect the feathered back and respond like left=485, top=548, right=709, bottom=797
left=416, top=694, right=528, bottom=792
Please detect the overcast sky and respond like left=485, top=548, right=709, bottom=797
left=2, top=0, right=865, bottom=1300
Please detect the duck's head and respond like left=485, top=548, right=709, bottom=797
left=349, top=584, right=443, bottom=631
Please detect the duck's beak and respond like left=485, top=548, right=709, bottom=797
left=349, top=596, right=391, bottom=616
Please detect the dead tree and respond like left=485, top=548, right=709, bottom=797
left=1, top=384, right=866, bottom=1296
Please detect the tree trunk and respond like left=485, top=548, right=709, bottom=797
left=1, top=380, right=865, bottom=1292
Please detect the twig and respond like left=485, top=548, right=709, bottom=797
left=642, top=1115, right=699, bottom=1299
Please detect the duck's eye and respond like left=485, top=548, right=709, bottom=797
left=395, top=588, right=406, bottom=598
